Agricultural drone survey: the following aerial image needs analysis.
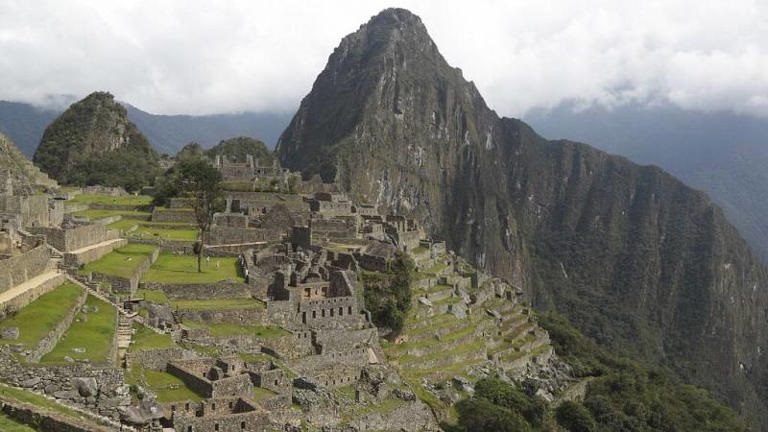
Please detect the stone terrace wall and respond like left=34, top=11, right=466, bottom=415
left=0, top=273, right=66, bottom=314
left=152, top=208, right=196, bottom=223
left=143, top=281, right=250, bottom=300
left=29, top=224, right=118, bottom=252
left=211, top=374, right=253, bottom=399
left=206, top=226, right=282, bottom=246
left=126, top=347, right=200, bottom=371
left=89, top=247, right=159, bottom=294
left=176, top=307, right=266, bottom=325
left=64, top=238, right=128, bottom=268
left=0, top=349, right=129, bottom=420
left=0, top=245, right=50, bottom=293
left=0, top=398, right=113, bottom=432
left=27, top=287, right=88, bottom=363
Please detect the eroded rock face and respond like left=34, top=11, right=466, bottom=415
left=278, top=7, right=768, bottom=427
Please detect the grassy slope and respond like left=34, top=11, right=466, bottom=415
left=41, top=296, right=117, bottom=364
left=0, top=282, right=83, bottom=351
left=142, top=254, right=243, bottom=284
left=80, top=244, right=157, bottom=278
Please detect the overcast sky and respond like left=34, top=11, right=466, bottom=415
left=1, top=0, right=766, bottom=117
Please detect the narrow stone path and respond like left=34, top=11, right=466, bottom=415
left=0, top=269, right=63, bottom=307
left=66, top=237, right=125, bottom=256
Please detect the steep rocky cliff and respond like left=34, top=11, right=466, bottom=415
left=33, top=92, right=159, bottom=191
left=278, top=8, right=768, bottom=427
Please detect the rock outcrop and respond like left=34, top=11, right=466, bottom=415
left=278, top=8, right=768, bottom=427
left=0, top=132, right=57, bottom=193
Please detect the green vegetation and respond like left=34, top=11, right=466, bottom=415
left=173, top=298, right=263, bottom=311
left=0, top=282, right=83, bottom=351
left=41, top=296, right=117, bottom=364
left=142, top=253, right=243, bottom=284
left=206, top=136, right=273, bottom=165
left=0, top=383, right=99, bottom=425
left=71, top=209, right=151, bottom=220
left=541, top=313, right=745, bottom=432
left=187, top=323, right=287, bottom=338
left=129, top=323, right=175, bottom=352
left=362, top=252, right=414, bottom=333
left=136, top=289, right=170, bottom=304
left=0, top=414, right=35, bottom=431
left=253, top=386, right=277, bottom=402
left=68, top=193, right=152, bottom=206
left=33, top=92, right=160, bottom=191
left=126, top=365, right=203, bottom=403
left=80, top=244, right=157, bottom=278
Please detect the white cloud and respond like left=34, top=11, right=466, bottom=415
left=0, top=0, right=766, bottom=117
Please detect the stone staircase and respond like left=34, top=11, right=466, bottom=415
left=117, top=313, right=133, bottom=368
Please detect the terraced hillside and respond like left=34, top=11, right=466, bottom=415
left=383, top=247, right=562, bottom=421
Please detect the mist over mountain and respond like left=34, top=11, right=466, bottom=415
left=278, top=8, right=768, bottom=428
left=524, top=104, right=768, bottom=261
left=0, top=100, right=291, bottom=158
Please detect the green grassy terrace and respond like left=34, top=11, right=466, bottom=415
left=40, top=295, right=117, bottom=364
left=182, top=322, right=287, bottom=338
left=0, top=414, right=35, bottom=431
left=142, top=253, right=244, bottom=284
left=70, top=209, right=151, bottom=220
left=68, top=193, right=153, bottom=206
left=80, top=244, right=157, bottom=279
left=126, top=365, right=203, bottom=403
left=0, top=282, right=83, bottom=352
left=129, top=323, right=175, bottom=352
left=174, top=298, right=263, bottom=311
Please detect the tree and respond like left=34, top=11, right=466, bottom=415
left=556, top=401, right=597, bottom=432
left=175, top=158, right=223, bottom=272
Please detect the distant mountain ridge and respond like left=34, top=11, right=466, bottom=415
left=524, top=103, right=768, bottom=261
left=0, top=100, right=292, bottom=157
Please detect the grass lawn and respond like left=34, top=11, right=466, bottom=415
left=132, top=226, right=199, bottom=241
left=69, top=194, right=152, bottom=206
left=142, top=253, right=244, bottom=284
left=126, top=365, right=204, bottom=403
left=173, top=298, right=264, bottom=311
left=0, top=282, right=83, bottom=351
left=0, top=414, right=35, bottom=431
left=40, top=296, right=116, bottom=364
left=71, top=209, right=151, bottom=220
left=106, top=218, right=139, bottom=230
left=129, top=323, right=175, bottom=352
left=205, top=324, right=288, bottom=338
left=80, top=244, right=157, bottom=278
left=136, top=289, right=170, bottom=304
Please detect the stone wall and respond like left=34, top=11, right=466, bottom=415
left=88, top=247, right=158, bottom=294
left=166, top=361, right=214, bottom=397
left=0, top=195, right=52, bottom=228
left=0, top=398, right=113, bottom=432
left=152, top=208, right=196, bottom=223
left=0, top=273, right=66, bottom=314
left=0, top=244, right=50, bottom=293
left=27, top=287, right=88, bottom=363
left=206, top=226, right=282, bottom=246
left=0, top=349, right=129, bottom=420
left=211, top=374, right=253, bottom=399
left=29, top=224, right=119, bottom=252
left=173, top=408, right=270, bottom=432
left=64, top=238, right=128, bottom=267
left=143, top=281, right=251, bottom=300
left=176, top=307, right=266, bottom=325
left=126, top=347, right=200, bottom=371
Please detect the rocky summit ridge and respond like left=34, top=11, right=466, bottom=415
left=278, top=7, right=768, bottom=428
